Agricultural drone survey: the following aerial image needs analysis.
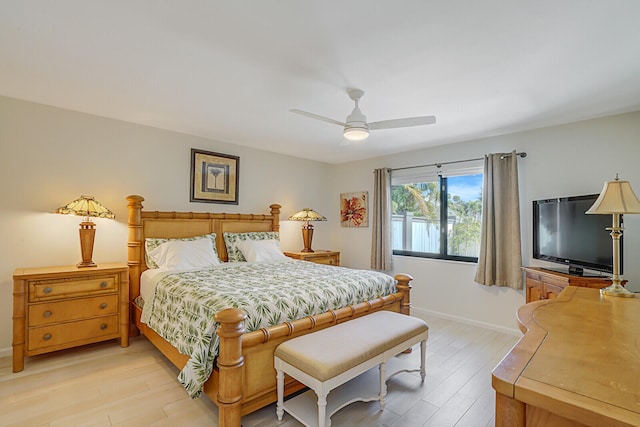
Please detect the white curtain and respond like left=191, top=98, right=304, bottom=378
left=474, top=151, right=523, bottom=289
left=371, top=168, right=393, bottom=271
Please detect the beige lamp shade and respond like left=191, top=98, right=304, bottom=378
left=288, top=208, right=326, bottom=253
left=586, top=176, right=640, bottom=214
left=55, top=196, right=114, bottom=268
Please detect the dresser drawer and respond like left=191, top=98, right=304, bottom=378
left=28, top=295, right=119, bottom=327
left=27, top=315, right=119, bottom=351
left=28, top=275, right=118, bottom=302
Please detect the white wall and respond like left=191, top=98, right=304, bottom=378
left=2, top=95, right=638, bottom=353
left=0, top=96, right=335, bottom=354
left=331, top=111, right=640, bottom=333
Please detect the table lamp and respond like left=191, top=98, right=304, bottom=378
left=288, top=208, right=327, bottom=253
left=586, top=174, right=640, bottom=297
left=55, top=195, right=115, bottom=268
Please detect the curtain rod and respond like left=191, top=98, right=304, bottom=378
left=391, top=151, right=527, bottom=172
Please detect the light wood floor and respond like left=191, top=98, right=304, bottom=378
left=0, top=314, right=519, bottom=427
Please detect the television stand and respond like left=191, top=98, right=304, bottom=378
left=568, top=265, right=584, bottom=276
left=539, top=267, right=604, bottom=278
left=523, top=267, right=626, bottom=303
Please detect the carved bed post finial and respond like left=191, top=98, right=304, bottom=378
left=215, top=308, right=247, bottom=427
left=394, top=274, right=414, bottom=316
left=126, top=195, right=144, bottom=337
left=270, top=204, right=281, bottom=233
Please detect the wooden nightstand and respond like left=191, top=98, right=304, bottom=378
left=12, top=262, right=129, bottom=372
left=284, top=250, right=340, bottom=266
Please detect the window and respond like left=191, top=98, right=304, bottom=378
left=391, top=162, right=483, bottom=262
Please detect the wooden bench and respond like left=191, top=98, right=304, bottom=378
left=274, top=310, right=429, bottom=427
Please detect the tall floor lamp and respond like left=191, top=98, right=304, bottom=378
left=288, top=208, right=327, bottom=253
left=55, top=195, right=115, bottom=268
left=586, top=175, right=640, bottom=297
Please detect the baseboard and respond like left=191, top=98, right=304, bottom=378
left=0, top=346, right=12, bottom=358
left=411, top=306, right=521, bottom=337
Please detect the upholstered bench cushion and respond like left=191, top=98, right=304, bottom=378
left=274, top=311, right=428, bottom=382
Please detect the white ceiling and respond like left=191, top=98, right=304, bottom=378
left=2, top=1, right=640, bottom=164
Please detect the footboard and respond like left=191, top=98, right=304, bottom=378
left=213, top=274, right=413, bottom=427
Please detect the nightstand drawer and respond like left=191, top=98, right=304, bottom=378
left=27, top=315, right=119, bottom=351
left=28, top=275, right=118, bottom=302
left=28, top=295, right=119, bottom=327
left=284, top=250, right=340, bottom=266
left=311, top=256, right=338, bottom=265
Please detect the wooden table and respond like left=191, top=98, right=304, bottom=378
left=492, top=286, right=640, bottom=427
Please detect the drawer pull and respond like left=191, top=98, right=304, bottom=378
left=43, top=287, right=53, bottom=294
left=100, top=323, right=108, bottom=330
left=43, top=310, right=52, bottom=318
left=100, top=303, right=107, bottom=309
left=43, top=333, right=52, bottom=341
left=100, top=281, right=108, bottom=288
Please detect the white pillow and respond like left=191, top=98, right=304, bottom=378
left=235, top=239, right=287, bottom=263
left=144, top=233, right=219, bottom=268
left=148, top=237, right=221, bottom=270
left=223, top=231, right=280, bottom=262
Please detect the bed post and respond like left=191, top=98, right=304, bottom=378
left=215, top=308, right=247, bottom=427
left=270, top=204, right=281, bottom=232
left=394, top=273, right=413, bottom=315
left=126, top=195, right=144, bottom=337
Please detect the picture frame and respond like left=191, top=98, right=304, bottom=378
left=340, top=191, right=368, bottom=227
left=190, top=149, right=239, bottom=204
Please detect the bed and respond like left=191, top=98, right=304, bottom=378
left=126, top=195, right=413, bottom=427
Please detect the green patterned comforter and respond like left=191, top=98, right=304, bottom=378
left=140, top=259, right=396, bottom=397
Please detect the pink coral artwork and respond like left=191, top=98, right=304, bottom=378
left=340, top=192, right=368, bottom=227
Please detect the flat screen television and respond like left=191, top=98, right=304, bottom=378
left=533, top=194, right=620, bottom=276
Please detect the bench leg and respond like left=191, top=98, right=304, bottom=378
left=276, top=369, right=285, bottom=421
left=379, top=362, right=387, bottom=411
left=317, top=393, right=328, bottom=427
left=420, top=339, right=427, bottom=382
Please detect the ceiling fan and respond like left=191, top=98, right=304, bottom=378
left=290, top=89, right=436, bottom=142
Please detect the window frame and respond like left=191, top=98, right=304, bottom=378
left=391, top=172, right=482, bottom=263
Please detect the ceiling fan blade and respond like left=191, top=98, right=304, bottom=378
left=368, top=116, right=436, bottom=130
left=289, top=109, right=346, bottom=127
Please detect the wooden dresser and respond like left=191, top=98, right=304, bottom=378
left=284, top=250, right=340, bottom=266
left=492, top=287, right=640, bottom=427
left=12, top=262, right=129, bottom=372
left=523, top=267, right=623, bottom=303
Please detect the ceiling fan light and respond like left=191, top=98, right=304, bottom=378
left=344, top=125, right=369, bottom=141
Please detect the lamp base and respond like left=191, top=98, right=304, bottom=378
left=600, top=283, right=635, bottom=298
left=301, top=223, right=315, bottom=253
left=77, top=260, right=97, bottom=268
left=78, top=221, right=97, bottom=268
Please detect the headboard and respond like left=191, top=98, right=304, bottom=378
left=126, top=195, right=281, bottom=303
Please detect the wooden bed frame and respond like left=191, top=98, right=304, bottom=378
left=126, top=195, right=413, bottom=427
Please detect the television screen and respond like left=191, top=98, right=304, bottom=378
left=533, top=194, right=619, bottom=275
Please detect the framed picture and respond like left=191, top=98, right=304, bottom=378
left=340, top=191, right=368, bottom=227
left=190, top=149, right=239, bottom=204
